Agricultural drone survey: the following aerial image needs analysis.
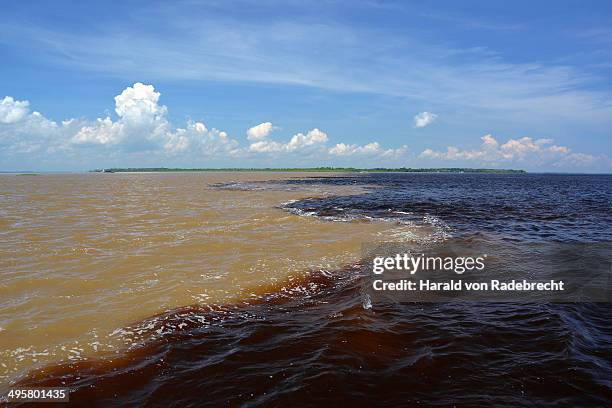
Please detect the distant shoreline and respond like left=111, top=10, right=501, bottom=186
left=90, top=167, right=527, bottom=174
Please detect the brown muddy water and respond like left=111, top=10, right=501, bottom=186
left=1, top=172, right=610, bottom=407
left=0, top=172, right=418, bottom=392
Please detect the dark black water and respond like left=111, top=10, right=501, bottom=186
left=281, top=173, right=612, bottom=242
left=13, top=173, right=612, bottom=407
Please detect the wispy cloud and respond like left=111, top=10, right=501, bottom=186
left=419, top=11, right=525, bottom=32
left=1, top=5, right=611, bottom=127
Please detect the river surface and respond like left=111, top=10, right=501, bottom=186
left=1, top=172, right=610, bottom=406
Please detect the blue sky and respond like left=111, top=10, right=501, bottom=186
left=1, top=0, right=611, bottom=171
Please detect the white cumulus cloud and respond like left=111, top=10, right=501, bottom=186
left=419, top=134, right=606, bottom=168
left=0, top=97, right=80, bottom=155
left=248, top=128, right=328, bottom=153
left=72, top=117, right=123, bottom=145
left=414, top=112, right=438, bottom=128
left=329, top=142, right=407, bottom=157
left=114, top=82, right=167, bottom=124
left=0, top=83, right=241, bottom=160
left=0, top=96, right=30, bottom=124
left=72, top=82, right=170, bottom=148
left=2, top=83, right=606, bottom=171
left=246, top=122, right=274, bottom=141
left=287, top=128, right=328, bottom=151
left=165, top=121, right=240, bottom=156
